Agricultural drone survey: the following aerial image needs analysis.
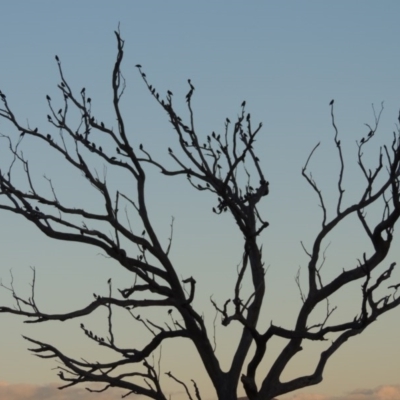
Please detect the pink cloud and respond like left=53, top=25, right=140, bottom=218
left=0, top=382, right=133, bottom=400
left=283, top=385, right=400, bottom=400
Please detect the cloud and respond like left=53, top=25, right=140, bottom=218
left=284, top=385, right=400, bottom=400
left=0, top=382, right=131, bottom=400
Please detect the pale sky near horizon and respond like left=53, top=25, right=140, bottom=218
left=1, top=2, right=400, bottom=400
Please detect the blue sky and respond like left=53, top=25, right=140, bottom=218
left=1, top=2, right=400, bottom=400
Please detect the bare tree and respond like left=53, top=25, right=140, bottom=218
left=1, top=31, right=400, bottom=400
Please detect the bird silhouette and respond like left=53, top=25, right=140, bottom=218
left=55, top=55, right=59, bottom=62
left=46, top=95, right=51, bottom=101
left=329, top=99, right=334, bottom=105
left=135, top=64, right=142, bottom=68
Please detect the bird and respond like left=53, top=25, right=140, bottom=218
left=135, top=64, right=142, bottom=68
left=55, top=55, right=59, bottom=62
left=168, top=147, right=173, bottom=153
left=81, top=88, right=85, bottom=95
left=46, top=95, right=51, bottom=101
left=329, top=99, right=334, bottom=105
left=241, top=100, right=246, bottom=107
left=167, top=90, right=173, bottom=96
left=139, top=143, right=143, bottom=150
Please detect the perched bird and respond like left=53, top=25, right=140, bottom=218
left=139, top=143, right=143, bottom=150
left=168, top=147, right=172, bottom=153
left=167, top=90, right=173, bottom=96
left=55, top=55, right=59, bottom=62
left=46, top=95, right=51, bottom=101
left=329, top=99, right=334, bottom=105
left=226, top=118, right=230, bottom=123
left=135, top=64, right=142, bottom=68
left=241, top=100, right=246, bottom=107
left=81, top=87, right=85, bottom=95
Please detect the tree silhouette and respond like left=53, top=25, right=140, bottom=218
left=1, top=30, right=400, bottom=400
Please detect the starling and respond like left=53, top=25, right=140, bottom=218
left=226, top=118, right=230, bottom=123
left=34, top=128, right=38, bottom=133
left=168, top=309, right=173, bottom=314
left=100, top=122, right=104, bottom=128
left=241, top=101, right=246, bottom=107
left=87, top=98, right=91, bottom=103
left=168, top=147, right=172, bottom=153
left=81, top=87, right=85, bottom=95
left=46, top=95, right=51, bottom=101
left=139, top=143, right=143, bottom=150
left=55, top=55, right=59, bottom=62
left=329, top=99, right=334, bottom=105
left=47, top=134, right=51, bottom=140
left=167, top=90, right=173, bottom=96
left=135, top=64, right=142, bottom=68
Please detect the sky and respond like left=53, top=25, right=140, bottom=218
left=0, top=1, right=400, bottom=400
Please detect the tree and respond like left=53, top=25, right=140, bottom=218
left=0, top=30, right=400, bottom=400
